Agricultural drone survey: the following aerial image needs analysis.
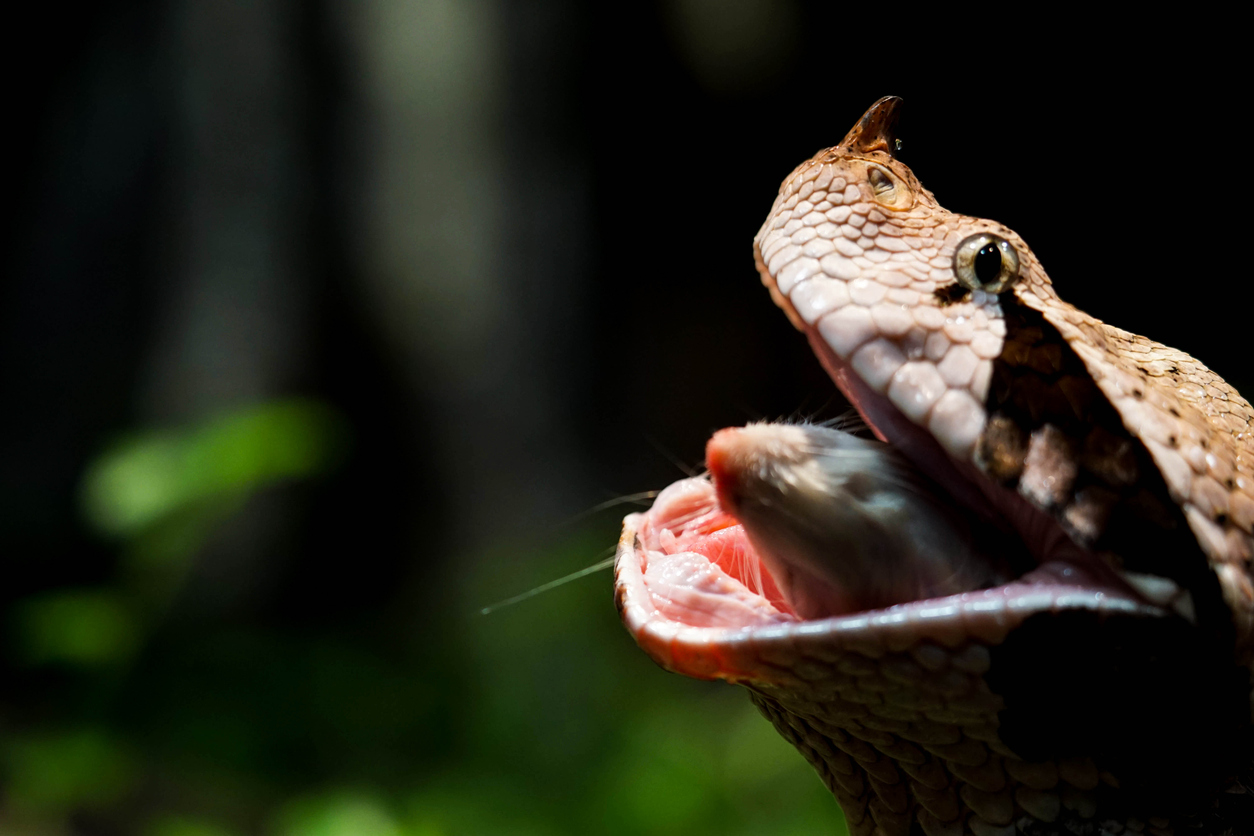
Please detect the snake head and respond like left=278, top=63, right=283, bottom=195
left=617, top=97, right=1254, bottom=833
left=754, top=97, right=1254, bottom=662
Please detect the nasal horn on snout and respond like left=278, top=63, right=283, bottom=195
left=839, top=95, right=903, bottom=158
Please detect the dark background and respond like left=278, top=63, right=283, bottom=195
left=3, top=3, right=1247, bottom=834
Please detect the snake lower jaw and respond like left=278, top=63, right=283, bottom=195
left=615, top=382, right=1239, bottom=832
left=616, top=471, right=1169, bottom=682
left=615, top=476, right=1247, bottom=831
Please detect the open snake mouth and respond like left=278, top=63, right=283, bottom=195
left=614, top=349, right=1246, bottom=811
left=613, top=362, right=1170, bottom=684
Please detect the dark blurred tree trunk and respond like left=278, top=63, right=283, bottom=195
left=338, top=0, right=593, bottom=561
left=1, top=1, right=165, bottom=588
left=137, top=0, right=313, bottom=613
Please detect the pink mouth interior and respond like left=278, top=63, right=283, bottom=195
left=634, top=472, right=1158, bottom=642
left=636, top=477, right=798, bottom=628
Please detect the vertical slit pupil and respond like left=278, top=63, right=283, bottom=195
left=974, top=243, right=1002, bottom=286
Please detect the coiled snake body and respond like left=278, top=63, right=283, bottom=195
left=615, top=98, right=1254, bottom=835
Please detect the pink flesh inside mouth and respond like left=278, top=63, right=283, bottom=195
left=617, top=341, right=1165, bottom=680
left=634, top=477, right=798, bottom=629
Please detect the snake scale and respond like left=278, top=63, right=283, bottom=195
left=615, top=98, right=1254, bottom=835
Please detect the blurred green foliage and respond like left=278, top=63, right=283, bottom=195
left=4, top=728, right=137, bottom=814
left=12, top=589, right=139, bottom=667
left=148, top=817, right=241, bottom=836
left=81, top=399, right=342, bottom=538
left=274, top=793, right=401, bottom=836
left=1, top=399, right=844, bottom=834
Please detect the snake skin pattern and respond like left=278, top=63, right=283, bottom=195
left=615, top=98, right=1254, bottom=835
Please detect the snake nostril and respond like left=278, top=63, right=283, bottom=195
left=864, top=162, right=914, bottom=210
left=869, top=167, right=894, bottom=196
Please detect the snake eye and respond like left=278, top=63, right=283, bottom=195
left=953, top=233, right=1020, bottom=294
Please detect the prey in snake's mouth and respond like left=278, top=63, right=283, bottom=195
left=622, top=405, right=1177, bottom=652
left=615, top=96, right=1254, bottom=832
left=635, top=419, right=1164, bottom=626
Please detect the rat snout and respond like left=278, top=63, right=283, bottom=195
left=706, top=423, right=813, bottom=517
